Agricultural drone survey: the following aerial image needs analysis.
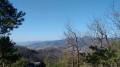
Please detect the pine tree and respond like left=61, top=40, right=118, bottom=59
left=0, top=0, right=25, bottom=66
left=0, top=0, right=25, bottom=34
left=0, top=36, right=21, bottom=66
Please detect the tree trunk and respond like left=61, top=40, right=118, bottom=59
left=72, top=44, right=74, bottom=67
left=2, top=62, right=5, bottom=67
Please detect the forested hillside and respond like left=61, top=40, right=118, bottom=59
left=16, top=46, right=62, bottom=63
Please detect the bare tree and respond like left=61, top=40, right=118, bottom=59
left=88, top=17, right=110, bottom=48
left=64, top=23, right=75, bottom=67
left=111, top=4, right=120, bottom=29
left=106, top=3, right=120, bottom=38
left=64, top=23, right=81, bottom=67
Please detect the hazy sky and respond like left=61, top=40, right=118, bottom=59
left=9, top=0, right=119, bottom=42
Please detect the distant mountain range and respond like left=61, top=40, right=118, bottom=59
left=16, top=36, right=120, bottom=50
left=16, top=40, right=67, bottom=50
left=16, top=41, right=41, bottom=46
left=26, top=40, right=66, bottom=50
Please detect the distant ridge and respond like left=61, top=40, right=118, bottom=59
left=16, top=41, right=41, bottom=46
left=16, top=36, right=120, bottom=50
left=26, top=40, right=66, bottom=50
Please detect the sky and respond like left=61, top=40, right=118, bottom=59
left=9, top=0, right=120, bottom=42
